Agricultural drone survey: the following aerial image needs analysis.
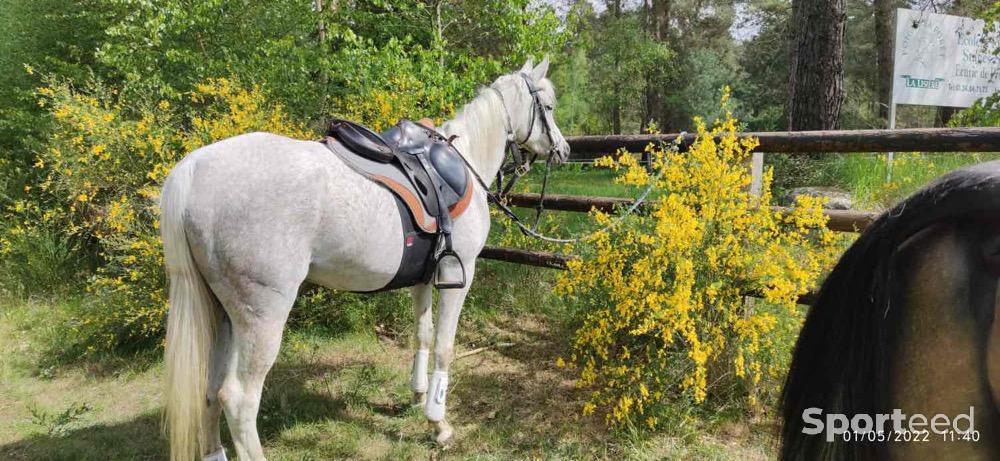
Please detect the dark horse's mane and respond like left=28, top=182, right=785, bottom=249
left=780, top=160, right=1000, bottom=461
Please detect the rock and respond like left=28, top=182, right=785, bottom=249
left=780, top=186, right=853, bottom=210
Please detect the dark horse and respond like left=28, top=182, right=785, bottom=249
left=781, top=161, right=1000, bottom=460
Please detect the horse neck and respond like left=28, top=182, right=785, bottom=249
left=440, top=91, right=509, bottom=187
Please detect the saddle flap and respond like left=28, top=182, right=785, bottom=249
left=429, top=143, right=468, bottom=197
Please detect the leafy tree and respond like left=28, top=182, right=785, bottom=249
left=590, top=7, right=673, bottom=133
left=0, top=0, right=109, bottom=205
left=88, top=0, right=323, bottom=116
left=651, top=0, right=742, bottom=131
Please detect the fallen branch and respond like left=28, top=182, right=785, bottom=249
left=455, top=342, right=515, bottom=360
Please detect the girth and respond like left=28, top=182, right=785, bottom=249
left=322, top=119, right=473, bottom=291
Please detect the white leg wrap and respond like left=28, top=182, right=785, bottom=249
left=411, top=349, right=429, bottom=393
left=424, top=370, right=449, bottom=422
left=203, top=447, right=227, bottom=461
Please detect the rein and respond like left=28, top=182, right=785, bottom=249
left=456, top=73, right=687, bottom=243
left=460, top=135, right=683, bottom=244
left=458, top=75, right=687, bottom=243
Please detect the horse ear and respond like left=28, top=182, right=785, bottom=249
left=520, top=59, right=534, bottom=74
left=531, top=56, right=550, bottom=81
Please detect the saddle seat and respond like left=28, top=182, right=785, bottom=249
left=324, top=119, right=473, bottom=234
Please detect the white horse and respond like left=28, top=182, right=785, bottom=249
left=161, top=59, right=569, bottom=461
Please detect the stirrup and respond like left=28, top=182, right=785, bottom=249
left=434, top=249, right=466, bottom=289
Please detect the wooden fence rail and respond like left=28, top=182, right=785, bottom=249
left=476, top=245, right=818, bottom=305
left=566, top=127, right=1000, bottom=159
left=506, top=192, right=877, bottom=233
left=476, top=127, right=1000, bottom=306
left=478, top=193, right=877, bottom=305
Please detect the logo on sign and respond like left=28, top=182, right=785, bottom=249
left=900, top=20, right=947, bottom=70
left=901, top=75, right=945, bottom=89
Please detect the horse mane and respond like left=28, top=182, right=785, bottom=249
left=439, top=80, right=511, bottom=183
left=780, top=160, right=1000, bottom=460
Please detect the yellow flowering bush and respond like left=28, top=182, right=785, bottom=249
left=15, top=77, right=311, bottom=356
left=555, top=94, right=845, bottom=428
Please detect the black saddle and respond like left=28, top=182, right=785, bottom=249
left=324, top=119, right=472, bottom=290
left=329, top=119, right=468, bottom=211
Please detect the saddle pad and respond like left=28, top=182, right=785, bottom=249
left=361, top=194, right=437, bottom=292
left=323, top=137, right=474, bottom=234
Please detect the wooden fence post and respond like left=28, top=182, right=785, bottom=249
left=750, top=151, right=764, bottom=197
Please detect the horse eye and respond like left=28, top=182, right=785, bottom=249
left=545, top=105, right=553, bottom=111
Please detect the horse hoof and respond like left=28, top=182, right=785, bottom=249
left=432, top=419, right=453, bottom=447
left=412, top=391, right=427, bottom=406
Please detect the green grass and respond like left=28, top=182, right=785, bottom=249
left=488, top=163, right=641, bottom=245
left=777, top=152, right=1000, bottom=211
left=517, top=163, right=631, bottom=197
left=0, top=268, right=774, bottom=460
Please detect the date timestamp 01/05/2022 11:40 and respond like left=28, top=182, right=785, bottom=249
left=840, top=430, right=981, bottom=443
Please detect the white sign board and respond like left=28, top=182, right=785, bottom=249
left=892, top=8, right=999, bottom=108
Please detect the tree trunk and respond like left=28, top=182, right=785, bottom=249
left=611, top=102, right=622, bottom=134
left=936, top=106, right=957, bottom=127
left=643, top=0, right=670, bottom=131
left=874, top=0, right=893, bottom=127
left=643, top=0, right=655, bottom=128
left=610, top=0, right=623, bottom=134
left=314, top=0, right=326, bottom=43
left=787, top=0, right=846, bottom=131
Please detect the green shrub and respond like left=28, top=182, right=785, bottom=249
left=288, top=288, right=412, bottom=338
left=0, top=226, right=85, bottom=298
left=8, top=77, right=312, bottom=357
left=329, top=36, right=501, bottom=131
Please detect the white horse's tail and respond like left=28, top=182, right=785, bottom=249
left=161, top=157, right=218, bottom=461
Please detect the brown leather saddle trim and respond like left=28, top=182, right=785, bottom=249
left=371, top=171, right=473, bottom=234
left=323, top=136, right=474, bottom=234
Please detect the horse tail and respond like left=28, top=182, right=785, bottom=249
left=780, top=161, right=1000, bottom=461
left=161, top=156, right=219, bottom=461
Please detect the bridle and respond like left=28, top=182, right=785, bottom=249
left=485, top=73, right=563, bottom=232
left=489, top=73, right=560, bottom=199
left=454, top=73, right=686, bottom=244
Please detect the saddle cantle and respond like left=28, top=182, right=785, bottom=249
left=322, top=119, right=473, bottom=291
